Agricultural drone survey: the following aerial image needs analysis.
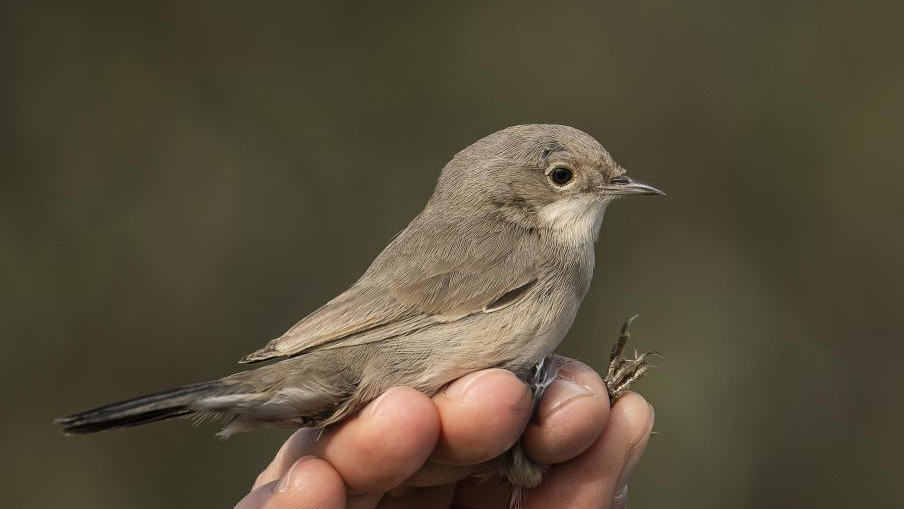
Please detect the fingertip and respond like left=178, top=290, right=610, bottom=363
left=521, top=392, right=654, bottom=508
left=323, top=386, right=440, bottom=493
left=431, top=368, right=532, bottom=465
left=610, top=392, right=654, bottom=492
left=522, top=377, right=609, bottom=464
left=270, top=457, right=345, bottom=508
left=237, top=457, right=345, bottom=509
left=522, top=359, right=610, bottom=465
left=252, top=429, right=318, bottom=490
left=610, top=392, right=655, bottom=450
left=553, top=357, right=608, bottom=396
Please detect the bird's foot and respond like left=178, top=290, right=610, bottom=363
left=492, top=356, right=559, bottom=507
left=604, top=314, right=658, bottom=402
left=525, top=355, right=559, bottom=412
left=500, top=318, right=657, bottom=507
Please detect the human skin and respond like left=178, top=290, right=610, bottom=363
left=235, top=356, right=654, bottom=509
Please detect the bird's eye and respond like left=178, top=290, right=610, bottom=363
left=549, top=167, right=574, bottom=186
left=610, top=175, right=630, bottom=185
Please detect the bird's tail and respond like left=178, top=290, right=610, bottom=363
left=55, top=381, right=225, bottom=434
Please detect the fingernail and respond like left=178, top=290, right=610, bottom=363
left=362, top=386, right=405, bottom=419
left=538, top=378, right=595, bottom=421
left=442, top=369, right=516, bottom=400
left=275, top=456, right=314, bottom=493
left=615, top=403, right=655, bottom=492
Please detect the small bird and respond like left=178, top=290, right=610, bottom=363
left=56, top=124, right=662, bottom=491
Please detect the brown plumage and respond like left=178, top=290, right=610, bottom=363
left=56, top=124, right=663, bottom=490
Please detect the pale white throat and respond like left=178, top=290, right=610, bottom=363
left=537, top=195, right=612, bottom=245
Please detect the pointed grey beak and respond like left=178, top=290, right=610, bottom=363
left=602, top=175, right=665, bottom=196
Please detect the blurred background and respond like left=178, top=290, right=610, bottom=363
left=2, top=1, right=903, bottom=507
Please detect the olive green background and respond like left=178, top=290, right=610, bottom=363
left=3, top=2, right=903, bottom=508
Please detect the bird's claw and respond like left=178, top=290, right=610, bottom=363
left=605, top=315, right=658, bottom=402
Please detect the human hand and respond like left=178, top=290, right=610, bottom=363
left=235, top=356, right=654, bottom=509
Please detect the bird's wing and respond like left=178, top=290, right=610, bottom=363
left=239, top=212, right=538, bottom=364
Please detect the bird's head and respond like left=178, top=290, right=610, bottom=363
left=433, top=124, right=663, bottom=241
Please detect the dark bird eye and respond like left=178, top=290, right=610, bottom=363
left=610, top=175, right=630, bottom=185
left=549, top=167, right=574, bottom=186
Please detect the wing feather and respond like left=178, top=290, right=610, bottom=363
left=239, top=211, right=538, bottom=364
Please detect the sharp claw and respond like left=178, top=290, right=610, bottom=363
left=604, top=315, right=657, bottom=403
left=635, top=351, right=661, bottom=363
left=621, top=314, right=640, bottom=337
left=612, top=314, right=641, bottom=361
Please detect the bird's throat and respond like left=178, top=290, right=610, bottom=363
left=537, top=196, right=610, bottom=246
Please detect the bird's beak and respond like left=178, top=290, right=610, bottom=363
left=602, top=176, right=665, bottom=196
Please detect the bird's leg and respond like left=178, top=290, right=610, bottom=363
left=499, top=355, right=560, bottom=508
left=525, top=355, right=560, bottom=412
left=605, top=314, right=658, bottom=401
left=499, top=318, right=657, bottom=507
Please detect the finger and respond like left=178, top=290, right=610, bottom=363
left=252, top=387, right=443, bottom=498
left=235, top=456, right=345, bottom=509
left=252, top=428, right=321, bottom=489
left=430, top=368, right=533, bottom=465
left=317, top=386, right=441, bottom=494
left=522, top=357, right=610, bottom=464
left=610, top=401, right=654, bottom=509
left=525, top=392, right=654, bottom=509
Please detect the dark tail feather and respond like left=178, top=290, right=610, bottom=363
left=55, top=381, right=222, bottom=434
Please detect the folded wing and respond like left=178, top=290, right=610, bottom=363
left=239, top=211, right=538, bottom=364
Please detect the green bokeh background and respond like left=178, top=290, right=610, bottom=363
left=3, top=2, right=903, bottom=507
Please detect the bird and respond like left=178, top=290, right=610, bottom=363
left=56, top=124, right=663, bottom=491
